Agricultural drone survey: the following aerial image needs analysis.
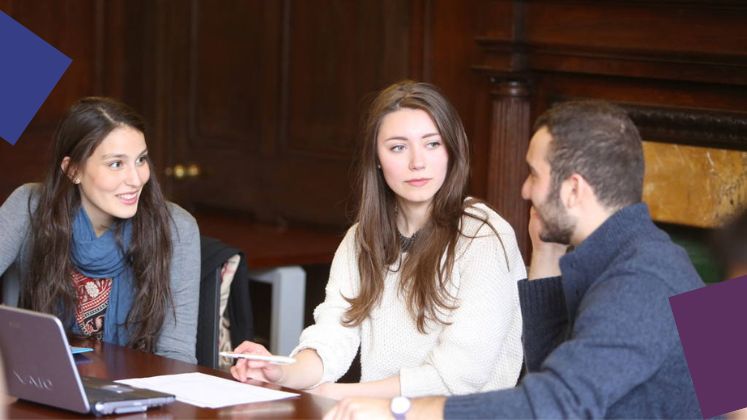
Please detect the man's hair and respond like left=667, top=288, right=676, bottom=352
left=534, top=100, right=644, bottom=209
left=712, top=207, right=747, bottom=273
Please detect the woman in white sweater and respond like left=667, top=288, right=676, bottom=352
left=231, top=81, right=525, bottom=400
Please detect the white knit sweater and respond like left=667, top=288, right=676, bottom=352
left=292, top=202, right=526, bottom=397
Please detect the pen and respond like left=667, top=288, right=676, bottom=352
left=70, top=346, right=94, bottom=354
left=219, top=352, right=296, bottom=365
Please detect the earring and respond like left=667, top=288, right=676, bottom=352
left=377, top=164, right=381, bottom=169
left=74, top=178, right=80, bottom=184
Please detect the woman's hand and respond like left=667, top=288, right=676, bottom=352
left=229, top=341, right=285, bottom=384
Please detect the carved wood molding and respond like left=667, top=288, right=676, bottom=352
left=538, top=0, right=747, bottom=8
left=542, top=95, right=747, bottom=152
left=619, top=104, right=747, bottom=151
left=474, top=39, right=747, bottom=86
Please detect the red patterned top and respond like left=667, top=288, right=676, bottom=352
left=72, top=271, right=112, bottom=340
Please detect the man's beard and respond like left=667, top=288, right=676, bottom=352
left=535, top=182, right=576, bottom=245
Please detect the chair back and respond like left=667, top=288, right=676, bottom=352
left=196, top=268, right=220, bottom=368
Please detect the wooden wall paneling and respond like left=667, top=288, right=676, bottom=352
left=0, top=0, right=104, bottom=201
left=469, top=0, right=534, bottom=256
left=138, top=0, right=258, bottom=204
left=151, top=0, right=413, bottom=227
left=428, top=0, right=497, bottom=200
left=163, top=0, right=283, bottom=217
left=285, top=0, right=411, bottom=157
left=467, top=80, right=497, bottom=201
left=191, top=0, right=271, bottom=152
left=466, top=1, right=523, bottom=201
left=132, top=0, right=181, bottom=191
left=287, top=2, right=375, bottom=151
left=146, top=0, right=195, bottom=201
left=471, top=0, right=747, bottom=257
left=486, top=80, right=531, bottom=260
left=523, top=1, right=747, bottom=56
left=459, top=0, right=521, bottom=202
left=511, top=1, right=747, bottom=86
left=171, top=0, right=281, bottom=212
left=276, top=0, right=412, bottom=226
left=416, top=0, right=531, bottom=213
left=473, top=1, right=747, bottom=113
left=408, top=0, right=428, bottom=80
left=129, top=1, right=159, bottom=194
left=532, top=73, right=747, bottom=119
left=477, top=0, right=517, bottom=41
left=100, top=0, right=149, bottom=114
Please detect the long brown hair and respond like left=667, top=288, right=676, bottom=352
left=344, top=80, right=507, bottom=333
left=20, top=97, right=173, bottom=353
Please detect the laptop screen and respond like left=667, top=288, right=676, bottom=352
left=0, top=305, right=175, bottom=415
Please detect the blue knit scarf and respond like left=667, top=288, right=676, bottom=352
left=70, top=207, right=134, bottom=346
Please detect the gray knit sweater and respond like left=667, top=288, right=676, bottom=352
left=444, top=203, right=703, bottom=418
left=0, top=184, right=200, bottom=363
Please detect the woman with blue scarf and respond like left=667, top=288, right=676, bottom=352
left=0, top=97, right=200, bottom=363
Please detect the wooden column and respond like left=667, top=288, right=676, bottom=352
left=485, top=79, right=531, bottom=260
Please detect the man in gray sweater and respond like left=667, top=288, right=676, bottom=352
left=324, top=101, right=704, bottom=419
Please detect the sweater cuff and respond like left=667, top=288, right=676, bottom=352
left=517, top=277, right=565, bottom=319
left=289, top=345, right=325, bottom=389
left=290, top=341, right=350, bottom=389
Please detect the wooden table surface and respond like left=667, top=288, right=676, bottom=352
left=5, top=338, right=336, bottom=419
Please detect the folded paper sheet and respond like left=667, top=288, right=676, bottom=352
left=117, top=372, right=298, bottom=409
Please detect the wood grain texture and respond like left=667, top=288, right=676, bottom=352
left=3, top=0, right=747, bottom=238
left=486, top=80, right=531, bottom=260
left=473, top=0, right=747, bottom=241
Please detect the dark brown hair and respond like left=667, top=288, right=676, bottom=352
left=534, top=100, right=644, bottom=210
left=21, top=97, right=173, bottom=353
left=344, top=80, right=506, bottom=333
left=712, top=207, right=747, bottom=276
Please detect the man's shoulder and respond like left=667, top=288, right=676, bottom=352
left=602, top=228, right=703, bottom=296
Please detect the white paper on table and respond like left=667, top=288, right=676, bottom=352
left=116, top=372, right=299, bottom=409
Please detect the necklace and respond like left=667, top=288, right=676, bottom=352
left=399, top=231, right=418, bottom=252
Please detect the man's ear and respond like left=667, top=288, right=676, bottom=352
left=564, top=173, right=598, bottom=211
left=559, top=175, right=578, bottom=209
left=61, top=157, right=80, bottom=184
left=561, top=173, right=590, bottom=210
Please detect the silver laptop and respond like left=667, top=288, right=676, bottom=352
left=0, top=305, right=176, bottom=416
